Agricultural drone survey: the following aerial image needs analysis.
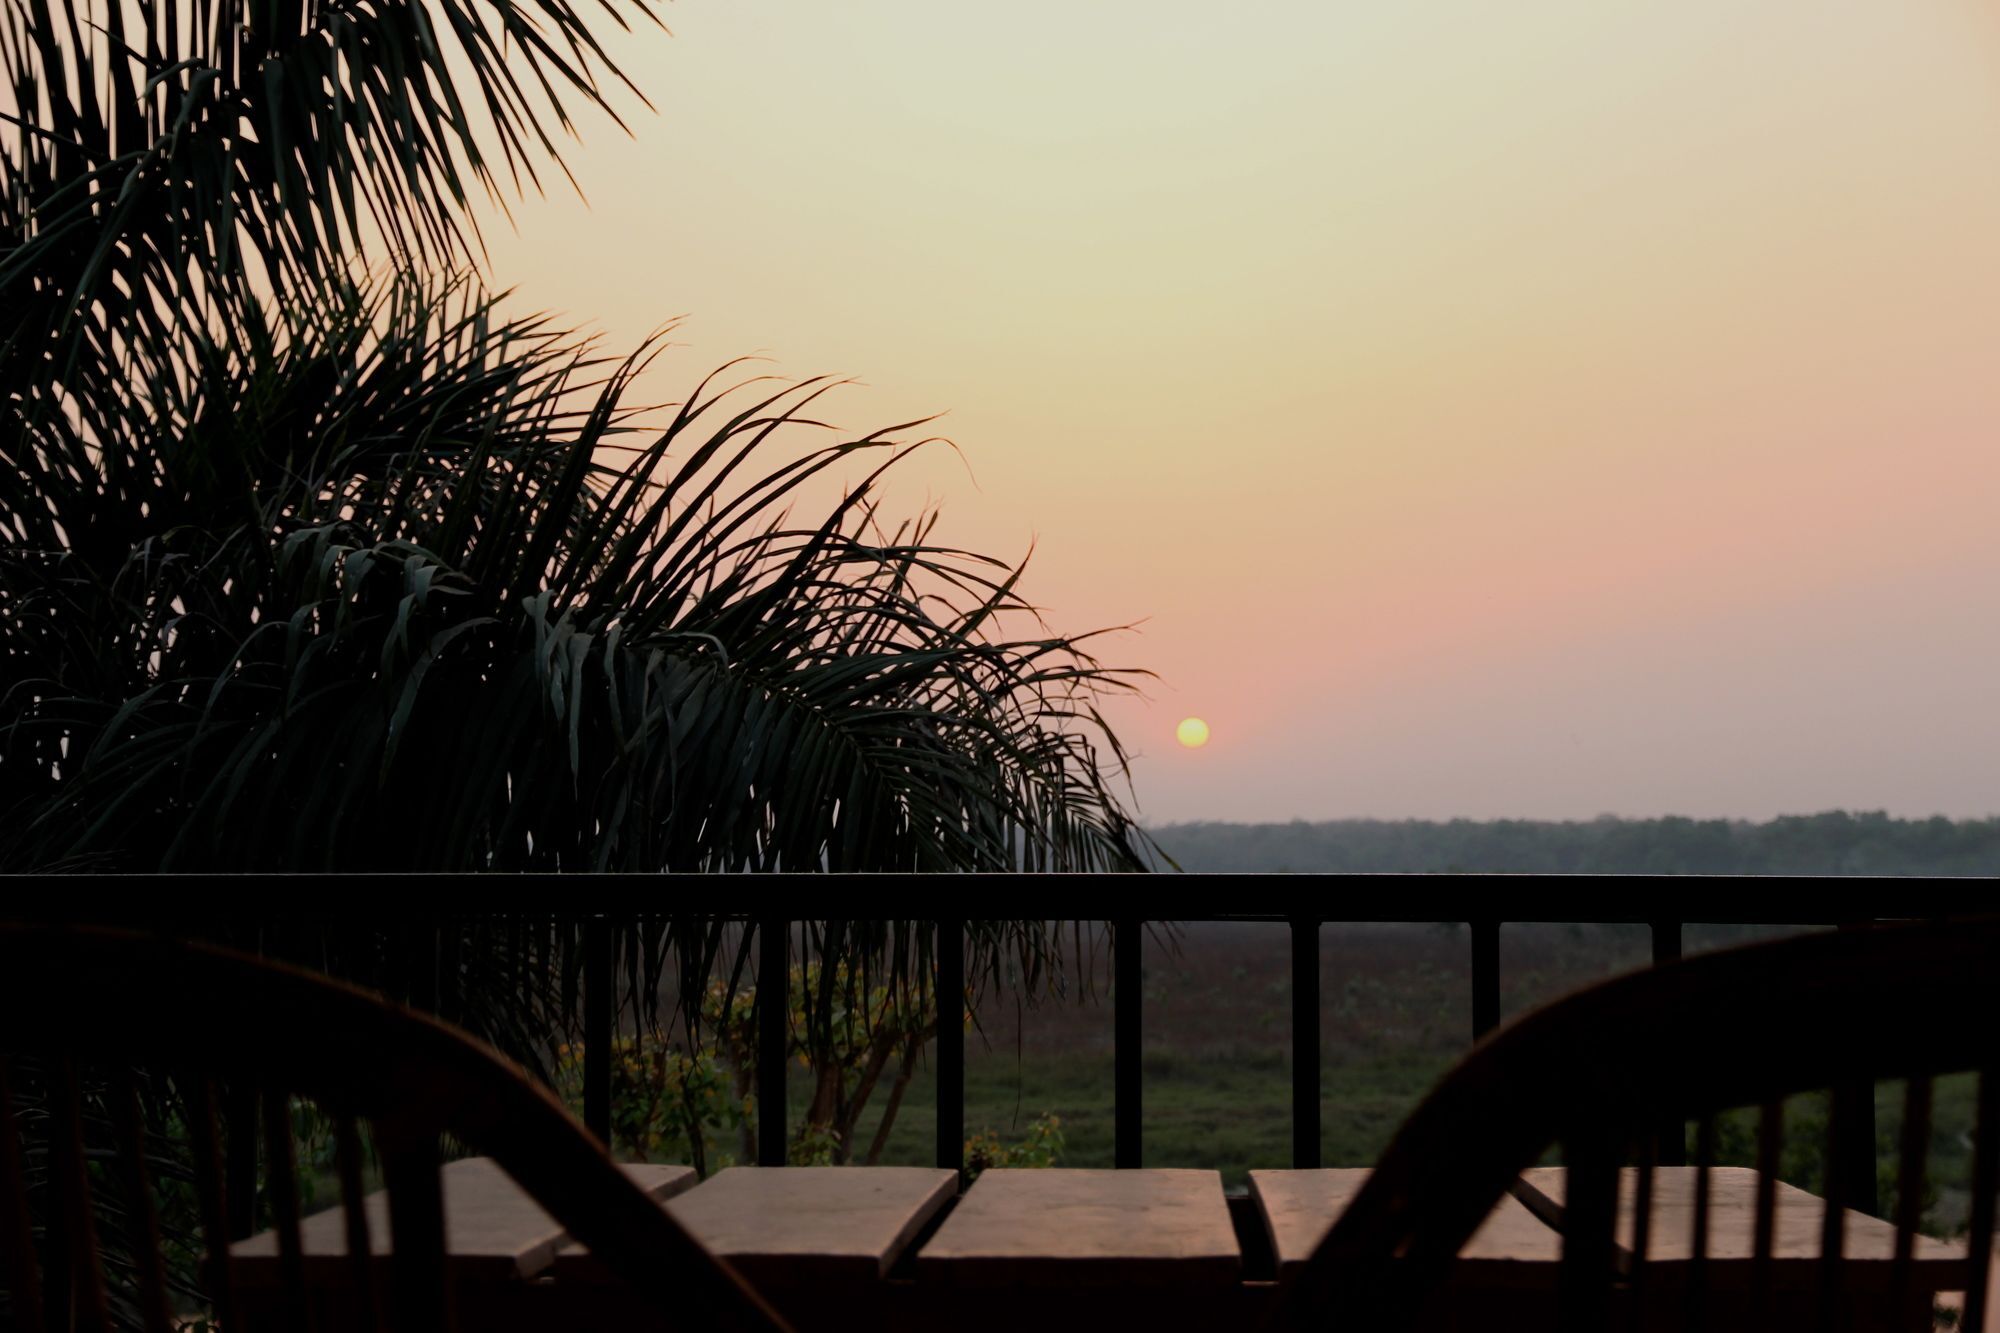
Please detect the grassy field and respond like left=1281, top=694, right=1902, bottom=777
left=314, top=920, right=1974, bottom=1240
left=858, top=1041, right=1453, bottom=1184
left=802, top=923, right=1975, bottom=1234
left=835, top=925, right=1676, bottom=1174
left=845, top=923, right=1484, bottom=1181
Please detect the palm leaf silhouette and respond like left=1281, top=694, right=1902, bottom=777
left=3, top=4, right=1159, bottom=1317
left=3, top=271, right=1154, bottom=871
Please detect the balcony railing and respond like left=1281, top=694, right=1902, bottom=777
left=36, top=873, right=2000, bottom=1223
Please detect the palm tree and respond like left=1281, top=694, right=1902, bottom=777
left=0, top=0, right=1154, bottom=873
left=1, top=3, right=1155, bottom=1321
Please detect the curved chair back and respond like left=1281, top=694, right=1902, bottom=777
left=0, top=924, right=791, bottom=1332
left=1278, top=918, right=2000, bottom=1333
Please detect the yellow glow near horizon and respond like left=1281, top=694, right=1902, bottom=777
left=1177, top=718, right=1211, bottom=750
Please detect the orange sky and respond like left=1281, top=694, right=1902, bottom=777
left=480, top=0, right=2000, bottom=822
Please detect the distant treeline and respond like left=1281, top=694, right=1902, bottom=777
left=1149, top=812, right=2000, bottom=875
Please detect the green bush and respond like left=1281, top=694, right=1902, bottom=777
left=965, top=1114, right=1065, bottom=1180
left=554, top=1038, right=747, bottom=1175
left=556, top=1030, right=1066, bottom=1177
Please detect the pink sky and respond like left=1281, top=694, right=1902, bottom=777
left=480, top=0, right=2000, bottom=822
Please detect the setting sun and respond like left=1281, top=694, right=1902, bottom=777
left=1176, top=718, right=1210, bottom=749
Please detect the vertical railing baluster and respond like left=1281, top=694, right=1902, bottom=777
left=380, top=1129, right=450, bottom=1333
left=185, top=1076, right=240, bottom=1333
left=1627, top=1138, right=1655, bottom=1333
left=409, top=919, right=439, bottom=1015
left=224, top=1083, right=258, bottom=1241
left=1819, top=1082, right=1858, bottom=1333
left=110, top=1071, right=173, bottom=1333
left=48, top=1055, right=109, bottom=1333
left=262, top=1087, right=308, bottom=1333
left=333, top=1113, right=378, bottom=1331
left=1751, top=1100, right=1782, bottom=1328
left=1291, top=918, right=1322, bottom=1169
left=1470, top=921, right=1501, bottom=1040
left=387, top=924, right=410, bottom=1006
left=936, top=920, right=965, bottom=1179
left=1114, top=918, right=1143, bottom=1169
left=1689, top=1113, right=1716, bottom=1332
left=1887, top=1077, right=1931, bottom=1327
left=438, top=918, right=462, bottom=1026
left=584, top=915, right=613, bottom=1146
left=1961, top=1068, right=1998, bottom=1333
left=0, top=1058, right=44, bottom=1333
left=758, top=917, right=788, bottom=1166
left=1559, top=1129, right=1620, bottom=1333
left=1651, top=921, right=1687, bottom=1166
left=1834, top=921, right=1880, bottom=1217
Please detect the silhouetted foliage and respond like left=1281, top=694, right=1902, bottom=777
left=0, top=0, right=1152, bottom=873
left=0, top=0, right=1151, bottom=1316
left=1152, top=812, right=2000, bottom=875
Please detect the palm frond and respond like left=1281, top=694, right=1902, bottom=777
left=1, top=270, right=1156, bottom=874
left=0, top=0, right=658, bottom=395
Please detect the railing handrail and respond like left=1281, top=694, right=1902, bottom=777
left=9, top=871, right=1995, bottom=921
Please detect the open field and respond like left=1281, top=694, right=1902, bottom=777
left=848, top=924, right=1696, bottom=1174
left=828, top=923, right=1975, bottom=1232
left=848, top=922, right=1484, bottom=1179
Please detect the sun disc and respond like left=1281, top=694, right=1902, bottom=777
left=1176, top=717, right=1210, bottom=748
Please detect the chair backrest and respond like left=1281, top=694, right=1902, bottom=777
left=0, top=923, right=792, bottom=1333
left=1277, top=918, right=2000, bottom=1333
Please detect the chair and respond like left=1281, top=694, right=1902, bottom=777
left=1275, top=918, right=2000, bottom=1333
left=0, top=923, right=792, bottom=1332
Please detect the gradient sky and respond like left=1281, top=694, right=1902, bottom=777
left=479, top=0, right=2000, bottom=823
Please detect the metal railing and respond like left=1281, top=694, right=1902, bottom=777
left=36, top=873, right=2000, bottom=1217
left=559, top=878, right=1993, bottom=1215
left=731, top=915, right=1681, bottom=1177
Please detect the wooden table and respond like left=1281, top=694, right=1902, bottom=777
left=229, top=1156, right=697, bottom=1330
left=900, top=1168, right=1245, bottom=1330
left=1513, top=1166, right=1967, bottom=1331
left=918, top=1168, right=1240, bottom=1288
left=1252, top=1167, right=1563, bottom=1287
left=558, top=1165, right=956, bottom=1287
left=230, top=1156, right=697, bottom=1282
left=234, top=1160, right=1975, bottom=1333
left=555, top=1164, right=955, bottom=1328
left=1516, top=1167, right=1966, bottom=1279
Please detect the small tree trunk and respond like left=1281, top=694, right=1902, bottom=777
left=839, top=1031, right=903, bottom=1160
left=681, top=1074, right=708, bottom=1177
left=808, top=1063, right=844, bottom=1161
left=732, top=1060, right=756, bottom=1165
left=864, top=1041, right=923, bottom=1165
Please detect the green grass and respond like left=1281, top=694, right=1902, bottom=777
left=840, top=1046, right=1455, bottom=1188
left=830, top=1053, right=1981, bottom=1232
left=744, top=927, right=1982, bottom=1235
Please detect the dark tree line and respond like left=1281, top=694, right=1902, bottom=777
left=1152, top=812, right=2000, bottom=875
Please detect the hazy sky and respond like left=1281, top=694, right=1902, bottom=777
left=480, top=0, right=2000, bottom=823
